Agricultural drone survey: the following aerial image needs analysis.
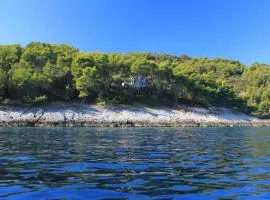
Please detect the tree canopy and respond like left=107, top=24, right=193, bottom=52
left=0, top=42, right=269, bottom=118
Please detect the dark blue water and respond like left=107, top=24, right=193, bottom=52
left=0, top=127, right=269, bottom=199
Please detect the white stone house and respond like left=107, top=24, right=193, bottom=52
left=130, top=76, right=148, bottom=88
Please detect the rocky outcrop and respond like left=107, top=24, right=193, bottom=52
left=0, top=104, right=269, bottom=127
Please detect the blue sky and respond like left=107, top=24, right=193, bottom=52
left=0, top=0, right=270, bottom=65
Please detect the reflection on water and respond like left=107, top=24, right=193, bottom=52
left=0, top=127, right=269, bottom=199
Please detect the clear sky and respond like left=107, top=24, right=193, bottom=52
left=1, top=0, right=270, bottom=65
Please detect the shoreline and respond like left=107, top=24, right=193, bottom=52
left=0, top=104, right=269, bottom=127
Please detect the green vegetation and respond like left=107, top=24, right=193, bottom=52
left=0, top=42, right=269, bottom=118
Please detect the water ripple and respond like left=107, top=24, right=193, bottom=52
left=0, top=127, right=269, bottom=199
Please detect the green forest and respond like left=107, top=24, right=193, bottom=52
left=0, top=42, right=269, bottom=118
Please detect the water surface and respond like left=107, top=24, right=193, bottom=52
left=0, top=127, right=269, bottom=199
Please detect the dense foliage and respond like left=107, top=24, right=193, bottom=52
left=0, top=42, right=269, bottom=118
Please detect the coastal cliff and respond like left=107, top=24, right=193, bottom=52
left=0, top=104, right=269, bottom=127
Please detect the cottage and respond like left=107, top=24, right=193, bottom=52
left=130, top=76, right=148, bottom=88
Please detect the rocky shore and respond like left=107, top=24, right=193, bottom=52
left=0, top=104, right=269, bottom=127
